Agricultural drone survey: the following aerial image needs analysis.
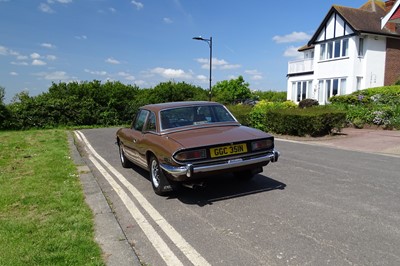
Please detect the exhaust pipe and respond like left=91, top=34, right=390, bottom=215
left=182, top=182, right=205, bottom=189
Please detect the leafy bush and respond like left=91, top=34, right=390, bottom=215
left=249, top=100, right=297, bottom=131
left=1, top=80, right=209, bottom=130
left=298, top=98, right=319, bottom=109
left=330, top=86, right=400, bottom=130
left=251, top=90, right=287, bottom=102
left=212, top=76, right=251, bottom=104
left=226, top=104, right=253, bottom=126
left=266, top=107, right=346, bottom=136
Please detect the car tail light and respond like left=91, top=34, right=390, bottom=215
left=251, top=139, right=273, bottom=151
left=174, top=149, right=206, bottom=161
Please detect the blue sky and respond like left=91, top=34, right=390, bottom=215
left=1, top=0, right=369, bottom=103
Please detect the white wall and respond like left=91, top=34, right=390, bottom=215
left=362, top=36, right=386, bottom=89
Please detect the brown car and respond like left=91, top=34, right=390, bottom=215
left=116, top=101, right=279, bottom=195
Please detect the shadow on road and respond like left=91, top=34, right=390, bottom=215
left=128, top=165, right=286, bottom=206
left=173, top=175, right=286, bottom=206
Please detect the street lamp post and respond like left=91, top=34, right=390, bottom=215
left=193, top=36, right=212, bottom=101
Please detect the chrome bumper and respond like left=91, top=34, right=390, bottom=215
left=160, top=150, right=280, bottom=179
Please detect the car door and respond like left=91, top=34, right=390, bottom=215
left=124, top=109, right=149, bottom=168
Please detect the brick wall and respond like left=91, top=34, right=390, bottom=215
left=384, top=38, right=400, bottom=85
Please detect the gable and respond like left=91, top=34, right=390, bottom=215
left=309, top=3, right=400, bottom=46
left=316, top=12, right=355, bottom=42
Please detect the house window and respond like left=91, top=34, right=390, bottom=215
left=342, top=39, right=349, bottom=57
left=319, top=38, right=349, bottom=60
left=356, top=77, right=363, bottom=90
left=340, top=78, right=346, bottom=95
left=334, top=40, right=341, bottom=58
left=358, top=38, right=364, bottom=57
left=318, top=80, right=324, bottom=103
left=327, top=42, right=333, bottom=59
left=320, top=43, right=326, bottom=60
left=292, top=80, right=312, bottom=102
left=319, top=78, right=347, bottom=103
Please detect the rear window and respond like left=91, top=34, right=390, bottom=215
left=160, top=105, right=236, bottom=130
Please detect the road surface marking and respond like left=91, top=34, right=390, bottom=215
left=75, top=130, right=210, bottom=266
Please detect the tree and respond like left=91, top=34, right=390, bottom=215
left=0, top=86, right=10, bottom=129
left=251, top=90, right=287, bottom=102
left=148, top=81, right=208, bottom=103
left=212, top=76, right=251, bottom=104
left=0, top=86, right=5, bottom=104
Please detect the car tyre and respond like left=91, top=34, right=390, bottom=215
left=118, top=143, right=133, bottom=168
left=149, top=156, right=174, bottom=196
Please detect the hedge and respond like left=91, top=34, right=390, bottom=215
left=265, top=107, right=346, bottom=136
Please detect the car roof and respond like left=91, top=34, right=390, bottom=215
left=141, top=101, right=223, bottom=112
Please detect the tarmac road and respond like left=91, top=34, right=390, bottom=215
left=71, top=127, right=400, bottom=265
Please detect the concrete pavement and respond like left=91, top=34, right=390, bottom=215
left=277, top=127, right=400, bottom=157
left=68, top=132, right=141, bottom=266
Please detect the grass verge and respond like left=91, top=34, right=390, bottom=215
left=0, top=129, right=104, bottom=265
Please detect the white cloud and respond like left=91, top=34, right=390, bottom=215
left=75, top=35, right=88, bottom=40
left=32, top=59, right=47, bottom=66
left=0, top=45, right=20, bottom=57
left=84, top=69, right=107, bottom=76
left=131, top=0, right=143, bottom=10
left=245, top=69, right=263, bottom=80
left=196, top=57, right=241, bottom=70
left=283, top=46, right=303, bottom=58
left=41, top=43, right=55, bottom=49
left=10, top=72, right=18, bottom=76
left=35, top=71, right=70, bottom=80
left=46, top=55, right=57, bottom=60
left=272, top=31, right=311, bottom=44
left=11, top=61, right=29, bottom=66
left=118, top=71, right=135, bottom=81
left=245, top=69, right=261, bottom=75
left=220, top=64, right=241, bottom=70
left=151, top=67, right=192, bottom=79
left=163, top=17, right=173, bottom=24
left=0, top=45, right=7, bottom=55
left=30, top=53, right=41, bottom=59
left=105, top=57, right=120, bottom=64
left=17, top=55, right=28, bottom=60
left=39, top=3, right=54, bottom=13
left=196, top=75, right=207, bottom=81
left=52, top=0, right=73, bottom=3
left=134, top=80, right=146, bottom=86
left=109, top=7, right=116, bottom=13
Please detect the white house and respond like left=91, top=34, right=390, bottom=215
left=287, top=0, right=400, bottom=104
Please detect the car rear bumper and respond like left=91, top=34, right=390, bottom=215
left=160, top=150, right=280, bottom=180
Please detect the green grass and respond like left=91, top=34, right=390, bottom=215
left=0, top=129, right=104, bottom=265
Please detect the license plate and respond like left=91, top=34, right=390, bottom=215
left=210, top=143, right=247, bottom=158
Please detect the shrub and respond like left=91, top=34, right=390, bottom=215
left=226, top=104, right=253, bottom=126
left=0, top=104, right=10, bottom=129
left=249, top=100, right=297, bottom=131
left=265, top=107, right=346, bottom=136
left=298, top=98, right=319, bottom=109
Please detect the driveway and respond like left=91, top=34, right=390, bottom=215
left=277, top=127, right=400, bottom=156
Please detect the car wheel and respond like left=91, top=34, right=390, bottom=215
left=118, top=143, right=133, bottom=168
left=149, top=156, right=174, bottom=196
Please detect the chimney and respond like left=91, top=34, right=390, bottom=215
left=385, top=0, right=395, bottom=12
left=385, top=0, right=397, bottom=32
